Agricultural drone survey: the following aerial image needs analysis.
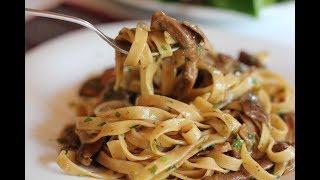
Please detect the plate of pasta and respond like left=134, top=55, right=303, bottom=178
left=25, top=11, right=294, bottom=180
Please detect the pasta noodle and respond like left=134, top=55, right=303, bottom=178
left=56, top=11, right=295, bottom=180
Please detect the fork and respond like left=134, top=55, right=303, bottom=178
left=25, top=8, right=178, bottom=56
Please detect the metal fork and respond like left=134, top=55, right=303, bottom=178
left=25, top=8, right=178, bottom=56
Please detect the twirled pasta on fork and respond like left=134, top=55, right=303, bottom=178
left=56, top=11, right=295, bottom=180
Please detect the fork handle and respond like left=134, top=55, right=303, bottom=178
left=25, top=8, right=128, bottom=54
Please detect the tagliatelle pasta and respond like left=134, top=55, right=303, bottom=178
left=56, top=11, right=295, bottom=180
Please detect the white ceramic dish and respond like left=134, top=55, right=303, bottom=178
left=25, top=21, right=294, bottom=180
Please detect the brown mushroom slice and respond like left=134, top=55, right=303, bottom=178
left=79, top=77, right=104, bottom=97
left=151, top=11, right=198, bottom=55
left=282, top=112, right=295, bottom=146
left=100, top=68, right=115, bottom=87
left=214, top=142, right=232, bottom=153
left=173, top=60, right=199, bottom=99
left=151, top=11, right=200, bottom=98
left=251, top=146, right=265, bottom=160
left=272, top=142, right=289, bottom=152
left=182, top=21, right=214, bottom=53
left=241, top=100, right=269, bottom=124
left=214, top=53, right=236, bottom=75
left=57, top=124, right=81, bottom=150
left=76, top=137, right=106, bottom=166
left=238, top=51, right=265, bottom=68
left=194, top=69, right=213, bottom=88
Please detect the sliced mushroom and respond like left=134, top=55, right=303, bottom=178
left=251, top=146, right=265, bottom=160
left=241, top=100, right=269, bottom=123
left=151, top=11, right=198, bottom=60
left=282, top=112, right=295, bottom=146
left=214, top=142, right=232, bottom=153
left=76, top=137, right=107, bottom=166
left=100, top=68, right=115, bottom=87
left=214, top=53, right=236, bottom=75
left=79, top=77, right=104, bottom=97
left=182, top=21, right=214, bottom=53
left=173, top=57, right=199, bottom=100
left=151, top=11, right=201, bottom=99
left=57, top=124, right=80, bottom=150
left=194, top=69, right=213, bottom=88
left=238, top=51, right=265, bottom=68
left=272, top=142, right=289, bottom=152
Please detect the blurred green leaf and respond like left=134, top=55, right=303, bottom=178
left=205, top=0, right=261, bottom=16
left=159, top=0, right=292, bottom=16
left=263, top=0, right=276, bottom=6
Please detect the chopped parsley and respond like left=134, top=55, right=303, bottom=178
left=98, top=122, right=106, bottom=127
left=84, top=117, right=93, bottom=122
left=115, top=111, right=121, bottom=117
left=159, top=156, right=168, bottom=163
left=166, top=165, right=176, bottom=172
left=160, top=45, right=167, bottom=51
left=148, top=165, right=158, bottom=174
left=130, top=125, right=139, bottom=129
left=196, top=43, right=204, bottom=55
left=232, top=137, right=244, bottom=151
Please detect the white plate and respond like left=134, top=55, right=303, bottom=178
left=25, top=21, right=295, bottom=180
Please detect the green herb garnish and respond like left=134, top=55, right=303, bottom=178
left=115, top=111, right=121, bottom=117
left=159, top=156, right=168, bottom=162
left=98, top=122, right=106, bottom=127
left=166, top=165, right=176, bottom=172
left=160, top=45, right=167, bottom=51
left=84, top=117, right=93, bottom=122
left=148, top=165, right=158, bottom=174
left=196, top=43, right=204, bottom=54
left=232, top=137, right=244, bottom=151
